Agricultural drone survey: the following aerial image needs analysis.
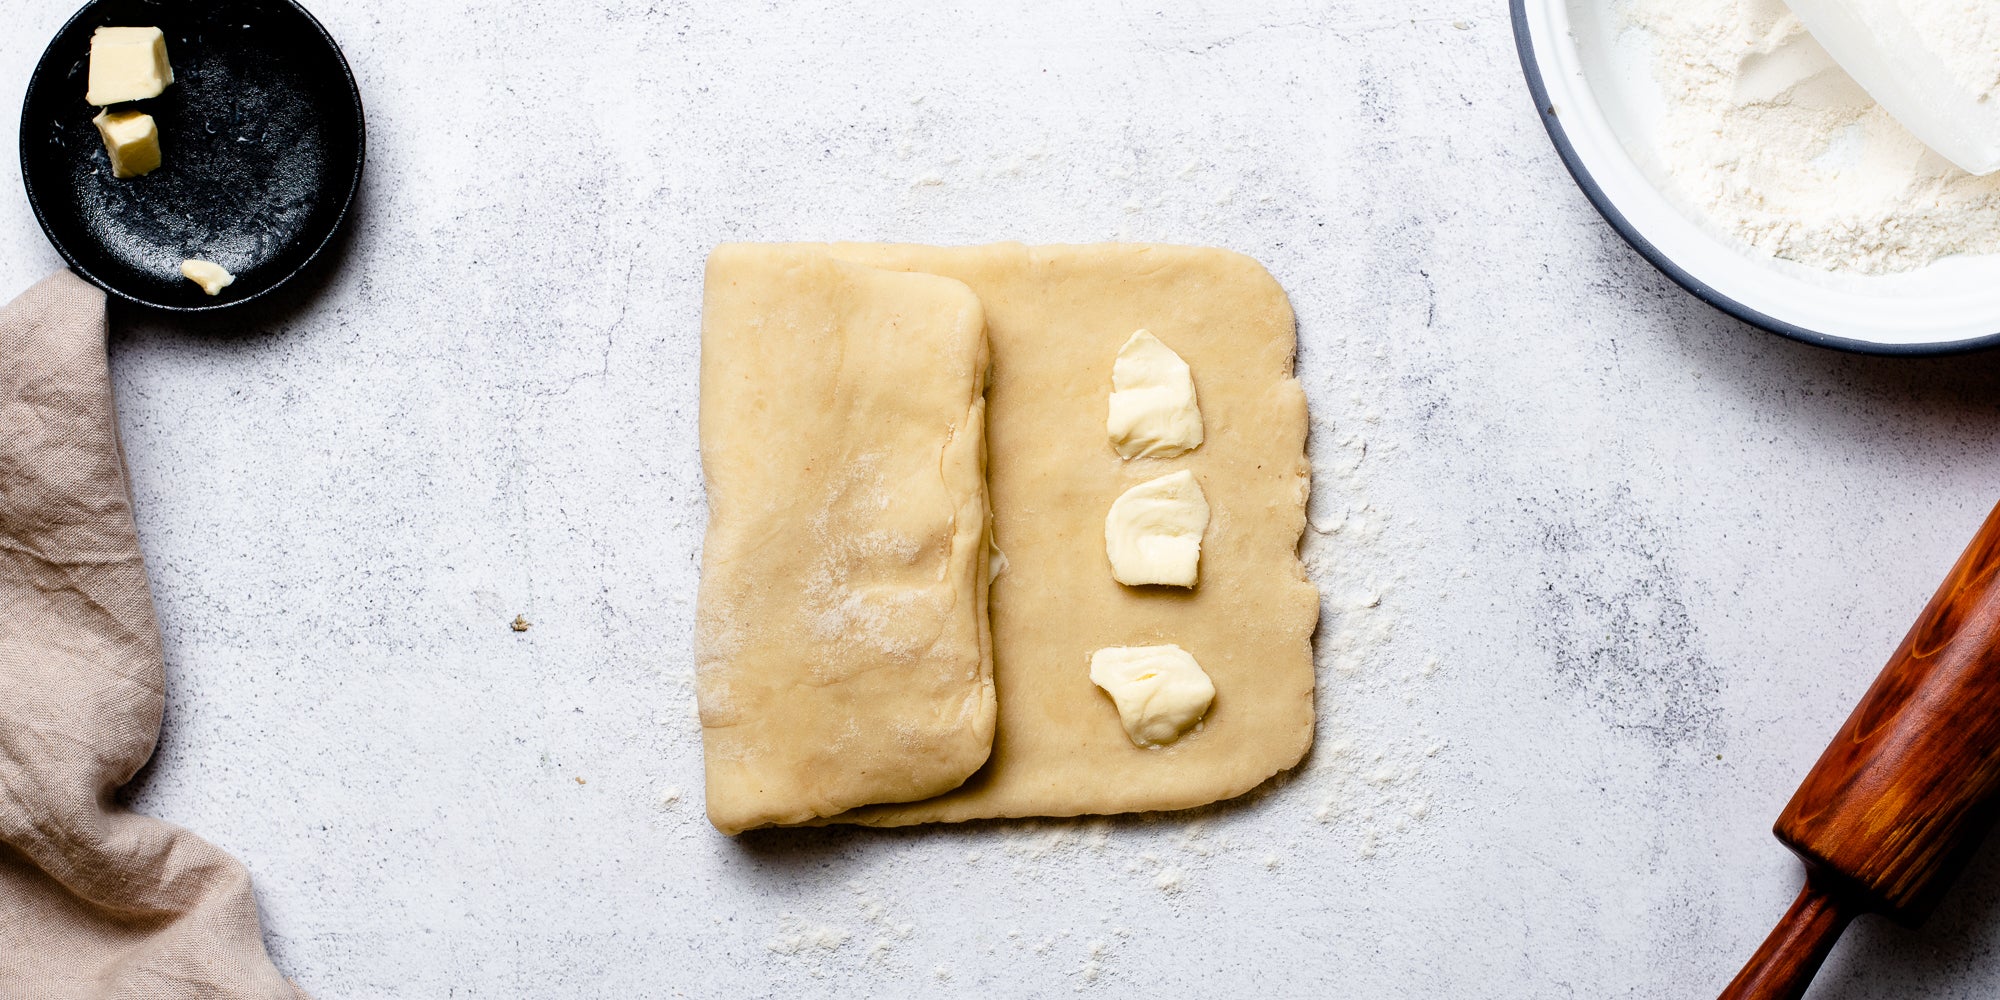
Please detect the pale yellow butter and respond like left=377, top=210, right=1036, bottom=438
left=92, top=110, right=160, bottom=178
left=180, top=260, right=234, bottom=296
left=86, top=27, right=175, bottom=106
left=1104, top=469, right=1209, bottom=588
left=1089, top=645, right=1216, bottom=747
left=1107, top=329, right=1203, bottom=459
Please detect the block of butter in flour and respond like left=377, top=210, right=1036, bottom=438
left=695, top=245, right=995, bottom=835
left=86, top=27, right=175, bottom=106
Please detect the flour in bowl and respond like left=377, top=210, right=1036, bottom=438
left=1899, top=0, right=2000, bottom=100
left=1624, top=0, right=2000, bottom=273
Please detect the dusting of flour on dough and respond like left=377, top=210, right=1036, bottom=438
left=1624, top=0, right=2000, bottom=273
left=799, top=452, right=953, bottom=668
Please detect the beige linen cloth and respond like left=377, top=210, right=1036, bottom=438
left=0, top=272, right=304, bottom=999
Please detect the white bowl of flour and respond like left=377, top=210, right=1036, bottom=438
left=1512, top=0, right=2000, bottom=353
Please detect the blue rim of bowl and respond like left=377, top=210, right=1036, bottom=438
left=1509, top=0, right=2000, bottom=357
left=19, top=0, right=365, bottom=314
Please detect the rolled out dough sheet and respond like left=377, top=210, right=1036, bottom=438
left=808, top=243, right=1318, bottom=825
left=696, top=246, right=995, bottom=835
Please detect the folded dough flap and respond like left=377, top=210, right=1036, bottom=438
left=695, top=245, right=995, bottom=835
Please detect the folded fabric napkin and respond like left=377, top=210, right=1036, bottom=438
left=0, top=272, right=303, bottom=999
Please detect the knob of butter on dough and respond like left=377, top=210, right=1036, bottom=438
left=1090, top=644, right=1216, bottom=747
left=92, top=110, right=160, bottom=178
left=1105, top=470, right=1209, bottom=588
left=1107, top=329, right=1203, bottom=459
left=180, top=260, right=234, bottom=296
left=86, top=27, right=175, bottom=106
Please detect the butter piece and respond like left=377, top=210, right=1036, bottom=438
left=86, top=27, right=175, bottom=106
left=92, top=110, right=160, bottom=178
left=1089, top=644, right=1216, bottom=747
left=1105, top=470, right=1209, bottom=587
left=180, top=260, right=235, bottom=296
left=1107, top=329, right=1203, bottom=459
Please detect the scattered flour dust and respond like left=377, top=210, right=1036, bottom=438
left=1622, top=0, right=2000, bottom=273
left=1298, top=364, right=1443, bottom=861
left=766, top=917, right=852, bottom=958
left=1077, top=940, right=1110, bottom=986
left=763, top=890, right=921, bottom=977
left=1000, top=818, right=1112, bottom=863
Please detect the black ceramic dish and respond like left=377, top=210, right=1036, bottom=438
left=20, top=0, right=363, bottom=312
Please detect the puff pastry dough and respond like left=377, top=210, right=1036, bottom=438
left=806, top=243, right=1317, bottom=825
left=695, top=246, right=995, bottom=834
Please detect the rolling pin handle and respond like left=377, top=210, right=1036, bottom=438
left=1718, top=878, right=1858, bottom=1000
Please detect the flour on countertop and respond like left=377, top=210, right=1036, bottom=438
left=1625, top=0, right=2000, bottom=273
left=766, top=918, right=853, bottom=956
left=1298, top=376, right=1442, bottom=861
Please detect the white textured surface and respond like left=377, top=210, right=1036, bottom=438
left=7, top=1, right=2000, bottom=996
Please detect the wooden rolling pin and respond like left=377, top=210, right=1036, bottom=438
left=1722, top=500, right=2000, bottom=999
